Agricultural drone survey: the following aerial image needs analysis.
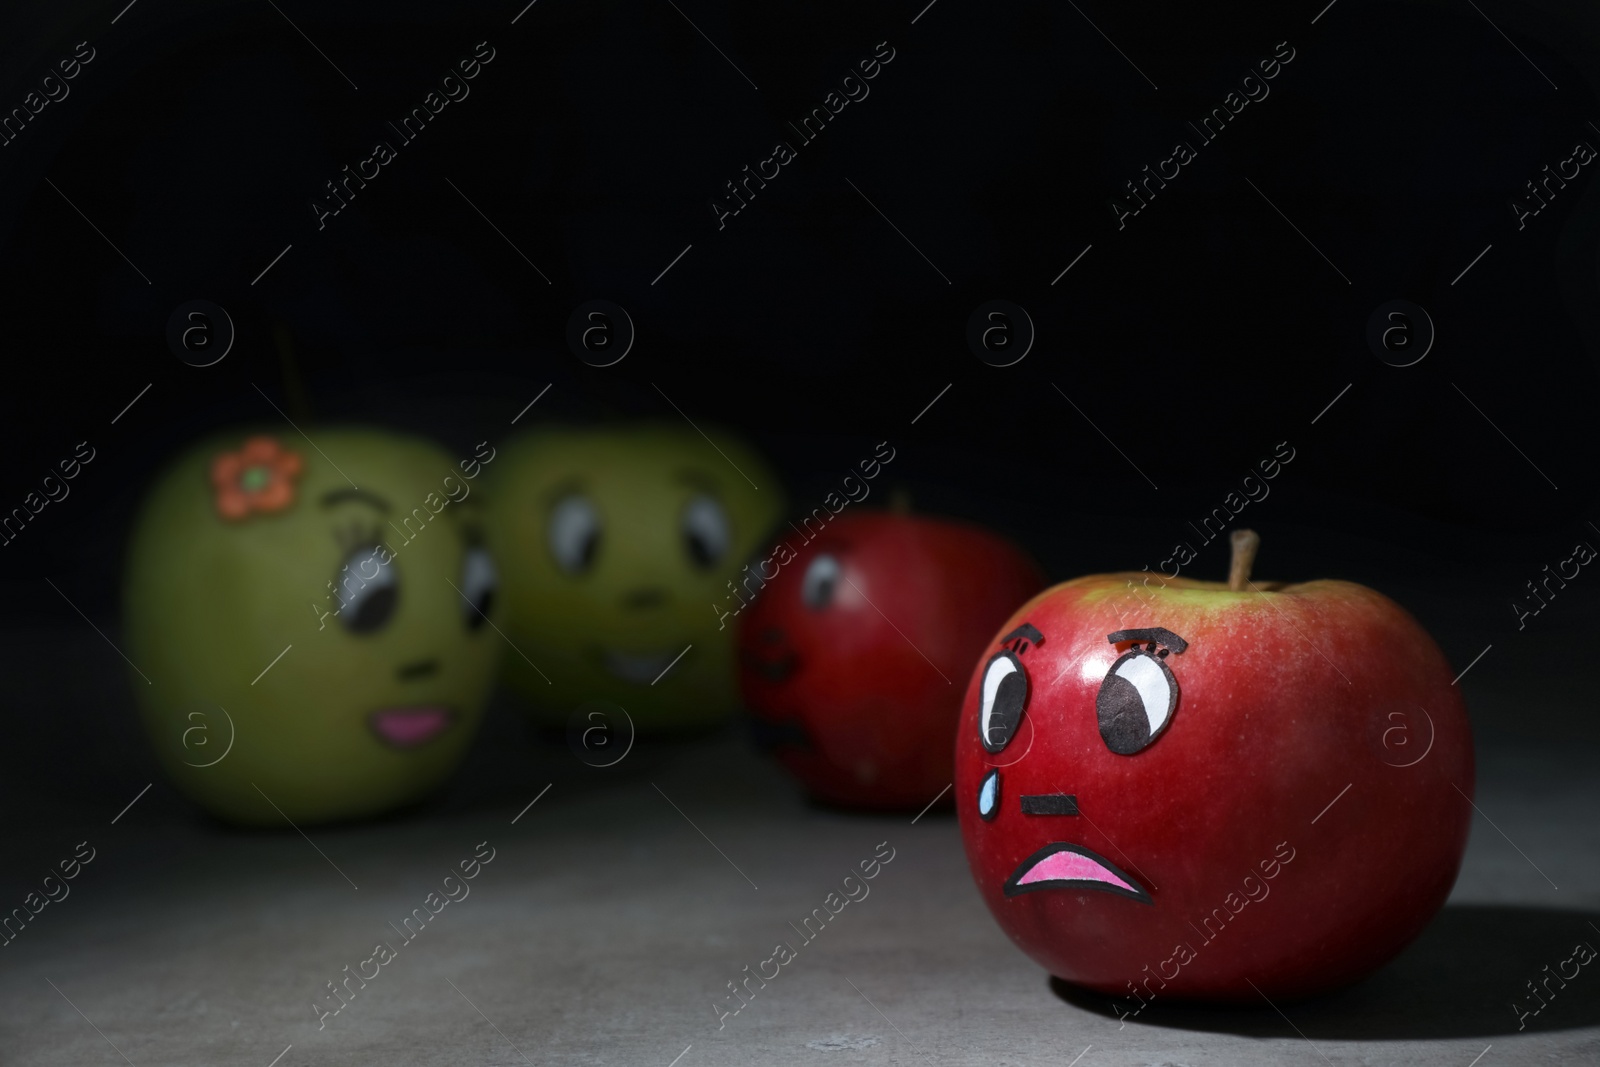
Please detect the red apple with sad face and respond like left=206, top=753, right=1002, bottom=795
left=956, top=532, right=1473, bottom=1003
left=739, top=507, right=1043, bottom=809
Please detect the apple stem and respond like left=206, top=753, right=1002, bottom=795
left=1228, top=529, right=1260, bottom=592
left=889, top=487, right=912, bottom=514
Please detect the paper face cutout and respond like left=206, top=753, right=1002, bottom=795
left=974, top=622, right=1192, bottom=906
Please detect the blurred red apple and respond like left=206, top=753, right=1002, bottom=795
left=956, top=531, right=1474, bottom=1003
left=738, top=505, right=1043, bottom=809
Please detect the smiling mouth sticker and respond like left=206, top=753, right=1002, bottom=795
left=1003, top=842, right=1152, bottom=904
left=600, top=647, right=686, bottom=685
left=368, top=706, right=456, bottom=748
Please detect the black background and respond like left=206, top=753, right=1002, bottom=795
left=1, top=0, right=1598, bottom=774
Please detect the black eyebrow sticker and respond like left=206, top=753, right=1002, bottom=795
left=1001, top=622, right=1044, bottom=646
left=1106, top=627, right=1188, bottom=655
left=321, top=487, right=392, bottom=512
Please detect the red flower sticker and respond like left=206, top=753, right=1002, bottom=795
left=211, top=436, right=304, bottom=520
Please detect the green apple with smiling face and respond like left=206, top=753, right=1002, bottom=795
left=123, top=428, right=502, bottom=825
left=485, top=422, right=781, bottom=731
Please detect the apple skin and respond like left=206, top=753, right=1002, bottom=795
left=124, top=428, right=502, bottom=826
left=738, top=510, right=1044, bottom=809
left=483, top=422, right=781, bottom=732
left=955, top=573, right=1474, bottom=1002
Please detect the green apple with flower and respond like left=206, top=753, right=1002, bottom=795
left=124, top=429, right=503, bottom=825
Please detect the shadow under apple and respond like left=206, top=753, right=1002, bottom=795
left=1051, top=904, right=1600, bottom=1039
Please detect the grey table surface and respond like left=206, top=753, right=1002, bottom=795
left=1, top=617, right=1597, bottom=1067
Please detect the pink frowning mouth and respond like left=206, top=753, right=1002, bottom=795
left=368, top=706, right=455, bottom=749
left=1003, top=843, right=1152, bottom=904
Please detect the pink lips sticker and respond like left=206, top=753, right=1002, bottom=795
left=368, top=707, right=454, bottom=748
left=1003, top=843, right=1152, bottom=904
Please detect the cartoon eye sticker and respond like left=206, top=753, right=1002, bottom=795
left=978, top=623, right=1042, bottom=753
left=1096, top=627, right=1189, bottom=755
left=801, top=553, right=841, bottom=610
left=979, top=653, right=1027, bottom=752
left=681, top=493, right=731, bottom=569
left=548, top=493, right=602, bottom=574
left=458, top=543, right=497, bottom=630
left=338, top=545, right=399, bottom=635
